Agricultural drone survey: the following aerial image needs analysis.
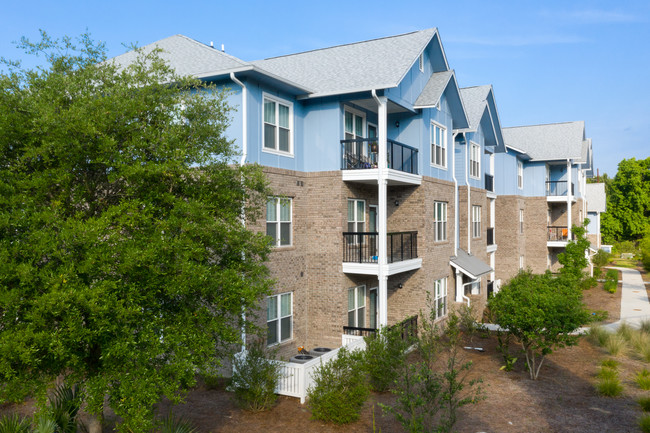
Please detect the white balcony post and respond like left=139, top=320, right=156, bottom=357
left=375, top=93, right=388, bottom=327
left=566, top=159, right=572, bottom=239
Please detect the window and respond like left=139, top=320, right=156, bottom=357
left=431, top=122, right=447, bottom=168
left=470, top=142, right=480, bottom=179
left=267, top=292, right=292, bottom=345
left=517, top=160, right=524, bottom=189
left=263, top=94, right=293, bottom=155
left=347, top=199, right=365, bottom=232
left=418, top=53, right=424, bottom=72
left=472, top=205, right=481, bottom=238
left=344, top=109, right=364, bottom=141
left=434, top=201, right=447, bottom=241
left=433, top=278, right=447, bottom=320
left=267, top=197, right=292, bottom=246
left=519, top=209, right=524, bottom=234
left=348, top=286, right=366, bottom=327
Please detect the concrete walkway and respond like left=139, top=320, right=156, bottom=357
left=602, top=267, right=650, bottom=331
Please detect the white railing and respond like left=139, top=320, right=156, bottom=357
left=274, top=336, right=366, bottom=403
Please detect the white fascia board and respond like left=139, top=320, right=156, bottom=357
left=296, top=84, right=398, bottom=100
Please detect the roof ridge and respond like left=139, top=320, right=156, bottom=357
left=174, top=34, right=249, bottom=66
left=503, top=120, right=583, bottom=129
left=258, top=28, right=436, bottom=61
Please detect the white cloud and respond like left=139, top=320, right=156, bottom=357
left=542, top=8, right=645, bottom=24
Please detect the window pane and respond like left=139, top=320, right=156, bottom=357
left=281, top=293, right=291, bottom=316
left=348, top=310, right=355, bottom=327
left=345, top=112, right=353, bottom=134
left=278, top=128, right=290, bottom=152
left=357, top=201, right=364, bottom=221
left=348, top=200, right=354, bottom=222
left=267, top=296, right=278, bottom=321
left=348, top=288, right=354, bottom=310
left=281, top=316, right=291, bottom=341
left=280, top=222, right=291, bottom=246
left=357, top=307, right=365, bottom=327
left=278, top=104, right=289, bottom=128
left=264, top=100, right=275, bottom=124
left=355, top=115, right=363, bottom=137
left=266, top=223, right=277, bottom=242
left=357, top=286, right=365, bottom=307
left=264, top=124, right=276, bottom=149
left=280, top=199, right=291, bottom=221
left=348, top=222, right=355, bottom=232
left=267, top=319, right=278, bottom=345
left=267, top=199, right=277, bottom=222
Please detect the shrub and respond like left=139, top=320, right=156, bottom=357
left=0, top=414, right=30, bottom=433
left=587, top=324, right=610, bottom=347
left=640, top=414, right=650, bottom=433
left=640, top=320, right=650, bottom=334
left=636, top=370, right=650, bottom=390
left=630, top=331, right=650, bottom=353
left=597, top=367, right=618, bottom=380
left=363, top=324, right=411, bottom=392
left=606, top=269, right=619, bottom=280
left=601, top=358, right=620, bottom=369
left=47, top=383, right=84, bottom=433
left=617, top=322, right=634, bottom=341
left=592, top=250, right=611, bottom=267
left=593, top=267, right=603, bottom=279
left=596, top=376, right=624, bottom=397
left=604, top=334, right=627, bottom=357
left=308, top=347, right=369, bottom=424
left=639, top=396, right=650, bottom=412
left=159, top=414, right=198, bottom=433
left=231, top=339, right=282, bottom=412
left=580, top=276, right=598, bottom=290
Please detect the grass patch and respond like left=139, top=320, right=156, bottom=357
left=636, top=370, right=650, bottom=390
left=640, top=414, right=650, bottom=433
left=588, top=325, right=610, bottom=347
left=601, top=358, right=620, bottom=369
left=596, top=376, right=624, bottom=397
left=617, top=322, right=634, bottom=342
left=639, top=396, right=650, bottom=412
left=597, top=367, right=618, bottom=380
left=640, top=320, right=650, bottom=334
left=604, top=333, right=628, bottom=357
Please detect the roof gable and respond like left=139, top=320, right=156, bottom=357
left=414, top=70, right=469, bottom=129
left=502, top=121, right=587, bottom=162
left=459, top=85, right=505, bottom=152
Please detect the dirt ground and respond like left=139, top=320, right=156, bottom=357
left=3, top=264, right=650, bottom=432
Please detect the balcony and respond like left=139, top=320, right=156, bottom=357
left=341, top=138, right=421, bottom=186
left=547, top=226, right=575, bottom=247
left=484, top=174, right=494, bottom=193
left=342, top=231, right=422, bottom=275
left=343, top=315, right=418, bottom=340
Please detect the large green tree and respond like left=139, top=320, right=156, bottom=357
left=601, top=157, right=650, bottom=243
left=0, top=32, right=272, bottom=431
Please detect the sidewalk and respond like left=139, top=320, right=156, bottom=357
left=602, top=267, right=650, bottom=331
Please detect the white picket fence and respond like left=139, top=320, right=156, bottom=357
left=274, top=335, right=366, bottom=403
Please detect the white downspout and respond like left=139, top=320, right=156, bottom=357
left=372, top=89, right=388, bottom=328
left=567, top=158, right=572, bottom=240
left=466, top=138, right=471, bottom=254
left=452, top=132, right=459, bottom=257
left=231, top=72, right=248, bottom=352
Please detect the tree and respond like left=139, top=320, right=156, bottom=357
left=601, top=157, right=650, bottom=243
left=487, top=271, right=589, bottom=380
left=0, top=32, right=272, bottom=432
left=557, top=221, right=591, bottom=286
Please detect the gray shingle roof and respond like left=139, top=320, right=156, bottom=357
left=109, top=34, right=251, bottom=78
left=414, top=70, right=453, bottom=107
left=450, top=249, right=492, bottom=279
left=459, top=85, right=491, bottom=130
left=252, top=28, right=438, bottom=97
left=502, top=121, right=586, bottom=161
left=586, top=183, right=607, bottom=213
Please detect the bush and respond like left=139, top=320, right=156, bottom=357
left=595, top=376, right=624, bottom=397
left=606, top=269, right=619, bottom=280
left=593, top=267, right=603, bottom=279
left=604, top=334, right=627, bottom=357
left=363, top=325, right=411, bottom=392
left=597, top=367, right=618, bottom=380
left=0, top=414, right=30, bottom=433
left=231, top=339, right=282, bottom=412
left=604, top=280, right=617, bottom=293
left=640, top=414, right=650, bottom=433
left=308, top=347, right=369, bottom=424
left=580, top=276, right=598, bottom=290
left=159, top=414, right=198, bottom=433
left=592, top=250, right=611, bottom=267
left=587, top=325, right=610, bottom=347
left=601, top=358, right=620, bottom=369
left=639, top=396, right=650, bottom=412
left=641, top=319, right=650, bottom=334
left=617, top=322, right=634, bottom=341
left=636, top=370, right=650, bottom=390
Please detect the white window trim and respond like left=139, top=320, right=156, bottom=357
left=519, top=255, right=525, bottom=270
left=430, top=121, right=447, bottom=170
left=347, top=198, right=366, bottom=233
left=472, top=205, right=481, bottom=238
left=262, top=92, right=294, bottom=157
left=434, top=201, right=448, bottom=242
left=517, top=160, right=524, bottom=190
left=267, top=197, right=292, bottom=247
left=348, top=285, right=366, bottom=328
left=344, top=106, right=366, bottom=139
left=433, top=278, right=447, bottom=320
left=267, top=292, right=293, bottom=346
left=469, top=141, right=481, bottom=180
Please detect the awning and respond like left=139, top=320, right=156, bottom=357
left=450, top=249, right=493, bottom=280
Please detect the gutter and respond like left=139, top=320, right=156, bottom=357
left=452, top=132, right=461, bottom=257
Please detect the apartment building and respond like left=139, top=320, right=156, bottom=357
left=112, top=28, right=597, bottom=359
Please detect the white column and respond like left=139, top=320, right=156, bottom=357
left=567, top=159, right=572, bottom=239
left=455, top=269, right=464, bottom=302
left=376, top=95, right=389, bottom=327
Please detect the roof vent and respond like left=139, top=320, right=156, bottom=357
left=209, top=41, right=214, bottom=48
left=221, top=44, right=225, bottom=52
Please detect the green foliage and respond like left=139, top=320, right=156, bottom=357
left=363, top=324, right=412, bottom=392
left=587, top=324, right=610, bottom=347
left=231, top=339, right=281, bottom=412
left=601, top=358, right=620, bottom=369
left=636, top=369, right=650, bottom=390
left=0, top=415, right=30, bottom=433
left=308, top=347, right=369, bottom=424
left=596, top=367, right=618, bottom=380
left=592, top=250, right=611, bottom=268
left=638, top=396, right=650, bottom=412
left=0, top=32, right=272, bottom=432
left=617, top=322, right=634, bottom=341
left=604, top=269, right=619, bottom=293
left=488, top=271, right=589, bottom=380
left=158, top=413, right=198, bottom=433
left=580, top=276, right=598, bottom=290
left=586, top=310, right=609, bottom=323
left=381, top=311, right=484, bottom=433
left=496, top=330, right=517, bottom=372
left=641, top=234, right=650, bottom=273
left=593, top=267, right=603, bottom=279
left=641, top=320, right=650, bottom=334
left=640, top=414, right=650, bottom=433
left=596, top=376, right=624, bottom=397
left=601, top=157, right=650, bottom=243
left=557, top=222, right=591, bottom=286
left=603, top=334, right=627, bottom=357
left=47, top=383, right=84, bottom=433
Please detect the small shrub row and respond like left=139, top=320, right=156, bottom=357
left=604, top=269, right=618, bottom=293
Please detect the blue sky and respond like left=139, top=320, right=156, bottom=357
left=2, top=0, right=649, bottom=177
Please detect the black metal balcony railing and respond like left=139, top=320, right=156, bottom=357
left=342, top=231, right=418, bottom=264
left=340, top=138, right=419, bottom=175
left=343, top=315, right=418, bottom=340
left=487, top=227, right=495, bottom=246
left=547, top=226, right=576, bottom=241
left=546, top=181, right=575, bottom=196
left=484, top=174, right=494, bottom=192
